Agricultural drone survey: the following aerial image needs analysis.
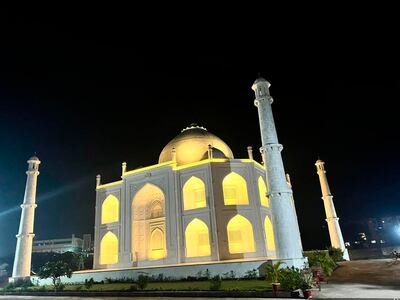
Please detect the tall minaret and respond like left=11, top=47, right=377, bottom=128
left=252, top=78, right=304, bottom=262
left=10, top=156, right=41, bottom=282
left=315, top=159, right=349, bottom=260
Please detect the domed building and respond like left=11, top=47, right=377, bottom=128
left=91, top=78, right=305, bottom=279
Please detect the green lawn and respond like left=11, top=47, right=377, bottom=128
left=25, top=279, right=271, bottom=292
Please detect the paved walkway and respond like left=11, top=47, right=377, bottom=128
left=314, top=282, right=400, bottom=298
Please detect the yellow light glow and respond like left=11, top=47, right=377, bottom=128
left=96, top=180, right=123, bottom=189
left=100, top=231, right=118, bottom=264
left=123, top=161, right=174, bottom=176
left=227, top=214, right=255, bottom=254
left=132, top=183, right=166, bottom=261
left=173, top=158, right=227, bottom=170
left=264, top=216, right=276, bottom=251
left=101, top=195, right=119, bottom=224
left=258, top=176, right=269, bottom=207
left=185, top=218, right=211, bottom=257
left=183, top=176, right=207, bottom=210
left=223, top=172, right=249, bottom=205
left=150, top=228, right=166, bottom=260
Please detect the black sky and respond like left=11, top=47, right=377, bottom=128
left=1, top=8, right=400, bottom=257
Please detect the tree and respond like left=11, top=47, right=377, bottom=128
left=38, top=261, right=72, bottom=290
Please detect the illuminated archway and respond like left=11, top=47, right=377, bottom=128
left=227, top=214, right=255, bottom=254
left=222, top=172, right=249, bottom=205
left=258, top=177, right=269, bottom=207
left=264, top=216, right=276, bottom=251
left=185, top=218, right=211, bottom=257
left=150, top=228, right=166, bottom=260
left=100, top=231, right=118, bottom=264
left=132, top=183, right=166, bottom=261
left=101, top=195, right=119, bottom=224
left=183, top=176, right=206, bottom=210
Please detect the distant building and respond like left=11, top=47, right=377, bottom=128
left=82, top=234, right=93, bottom=252
left=367, top=216, right=400, bottom=246
left=32, top=234, right=92, bottom=253
left=345, top=216, right=400, bottom=248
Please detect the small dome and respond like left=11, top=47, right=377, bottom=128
left=29, top=155, right=40, bottom=161
left=159, top=125, right=234, bottom=165
left=253, top=77, right=271, bottom=86
left=201, top=147, right=228, bottom=160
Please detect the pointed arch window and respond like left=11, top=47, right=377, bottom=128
left=264, top=216, right=276, bottom=251
left=183, top=176, right=207, bottom=210
left=227, top=214, right=255, bottom=253
left=149, top=228, right=166, bottom=260
left=223, top=172, right=249, bottom=205
left=101, top=195, right=119, bottom=224
left=258, top=176, right=270, bottom=207
left=185, top=218, right=211, bottom=257
left=100, top=231, right=118, bottom=264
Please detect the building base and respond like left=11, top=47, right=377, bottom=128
left=343, top=248, right=350, bottom=261
left=34, top=257, right=308, bottom=285
left=8, top=276, right=31, bottom=284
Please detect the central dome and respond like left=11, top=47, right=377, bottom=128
left=159, top=125, right=234, bottom=165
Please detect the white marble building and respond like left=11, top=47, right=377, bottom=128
left=92, top=78, right=305, bottom=276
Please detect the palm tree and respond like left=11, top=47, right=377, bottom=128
left=265, top=261, right=284, bottom=283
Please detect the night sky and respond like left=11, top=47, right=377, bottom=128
left=1, top=8, right=400, bottom=257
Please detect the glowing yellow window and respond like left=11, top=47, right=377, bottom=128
left=183, top=176, right=207, bottom=210
left=223, top=172, right=249, bottom=205
left=258, top=176, right=270, bottom=207
left=227, top=214, right=255, bottom=254
left=185, top=218, right=211, bottom=257
left=101, top=195, right=119, bottom=224
left=264, top=216, right=276, bottom=251
left=100, top=231, right=118, bottom=264
left=150, top=229, right=166, bottom=260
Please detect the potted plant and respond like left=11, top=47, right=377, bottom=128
left=300, top=271, right=314, bottom=299
left=279, top=266, right=302, bottom=298
left=265, top=261, right=284, bottom=294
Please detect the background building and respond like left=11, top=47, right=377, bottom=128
left=32, top=234, right=92, bottom=254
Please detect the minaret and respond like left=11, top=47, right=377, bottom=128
left=10, top=156, right=41, bottom=282
left=252, top=78, right=304, bottom=262
left=315, top=159, right=350, bottom=260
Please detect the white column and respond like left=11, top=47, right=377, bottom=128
left=252, top=78, right=303, bottom=260
left=315, top=159, right=349, bottom=260
left=11, top=156, right=41, bottom=282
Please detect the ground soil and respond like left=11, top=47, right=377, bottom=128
left=327, top=258, right=400, bottom=286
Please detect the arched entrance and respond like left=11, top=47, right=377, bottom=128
left=132, top=183, right=166, bottom=261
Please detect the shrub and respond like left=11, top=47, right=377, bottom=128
left=75, top=285, right=82, bottom=291
left=278, top=267, right=302, bottom=292
left=127, top=284, right=138, bottom=291
left=137, top=275, right=149, bottom=290
left=37, top=285, right=47, bottom=292
left=54, top=282, right=65, bottom=291
left=305, top=250, right=336, bottom=276
left=156, top=273, right=164, bottom=281
left=299, top=270, right=314, bottom=291
left=328, top=246, right=344, bottom=262
left=209, top=275, right=222, bottom=290
left=244, top=269, right=258, bottom=279
left=84, top=278, right=94, bottom=289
